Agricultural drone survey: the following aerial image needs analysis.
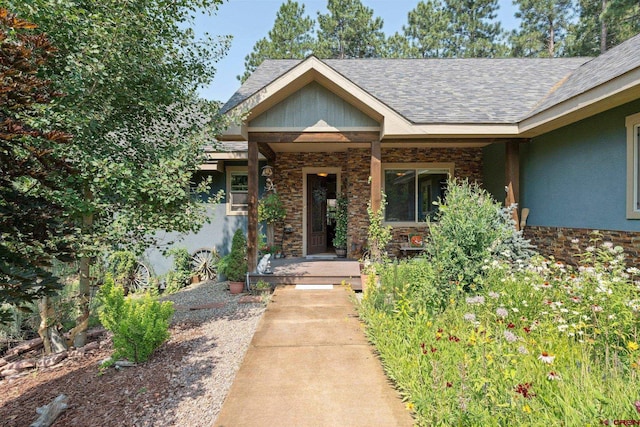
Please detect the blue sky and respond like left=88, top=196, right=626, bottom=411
left=196, top=0, right=520, bottom=103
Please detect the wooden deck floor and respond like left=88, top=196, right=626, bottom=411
left=247, top=257, right=363, bottom=290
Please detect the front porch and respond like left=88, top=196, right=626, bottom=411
left=247, top=257, right=363, bottom=291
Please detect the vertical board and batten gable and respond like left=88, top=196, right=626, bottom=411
left=518, top=98, right=640, bottom=232
left=248, top=81, right=380, bottom=130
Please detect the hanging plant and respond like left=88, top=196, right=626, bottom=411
left=258, top=193, right=286, bottom=224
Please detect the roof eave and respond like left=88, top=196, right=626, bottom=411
left=519, top=68, right=640, bottom=137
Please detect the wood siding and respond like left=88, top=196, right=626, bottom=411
left=249, top=82, right=379, bottom=130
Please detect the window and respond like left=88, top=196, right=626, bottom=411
left=383, top=163, right=452, bottom=224
left=226, top=166, right=248, bottom=215
left=626, top=113, right=640, bottom=219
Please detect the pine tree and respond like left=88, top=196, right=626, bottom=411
left=239, top=1, right=315, bottom=82
left=567, top=0, right=640, bottom=55
left=403, top=0, right=449, bottom=58
left=316, top=0, right=386, bottom=59
left=510, top=0, right=573, bottom=57
left=443, top=0, right=507, bottom=57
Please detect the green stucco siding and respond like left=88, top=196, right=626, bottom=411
left=520, top=99, right=640, bottom=231
left=249, top=81, right=379, bottom=129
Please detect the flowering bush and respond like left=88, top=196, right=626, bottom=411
left=360, top=234, right=640, bottom=426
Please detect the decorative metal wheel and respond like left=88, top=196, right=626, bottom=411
left=127, top=262, right=151, bottom=292
left=191, top=248, right=219, bottom=282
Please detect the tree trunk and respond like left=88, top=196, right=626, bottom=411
left=548, top=20, right=555, bottom=57
left=601, top=0, right=608, bottom=53
left=73, top=187, right=93, bottom=348
left=38, top=296, right=67, bottom=355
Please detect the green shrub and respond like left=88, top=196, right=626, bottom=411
left=219, top=229, right=248, bottom=282
left=162, top=246, right=191, bottom=294
left=426, top=178, right=533, bottom=300
left=97, top=276, right=173, bottom=363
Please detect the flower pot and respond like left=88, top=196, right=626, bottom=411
left=335, top=248, right=347, bottom=258
left=229, top=281, right=244, bottom=294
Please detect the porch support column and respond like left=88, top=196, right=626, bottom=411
left=370, top=139, right=382, bottom=212
left=247, top=140, right=259, bottom=273
left=505, top=140, right=520, bottom=231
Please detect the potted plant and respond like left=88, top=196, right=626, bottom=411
left=218, top=229, right=248, bottom=294
left=258, top=192, right=287, bottom=248
left=332, top=194, right=348, bottom=257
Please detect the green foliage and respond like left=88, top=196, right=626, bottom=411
left=426, top=178, right=519, bottom=295
left=402, top=0, right=454, bottom=58
left=509, top=0, right=573, bottom=57
left=316, top=0, right=387, bottom=59
left=108, top=251, right=138, bottom=288
left=332, top=194, right=349, bottom=249
left=366, top=193, right=392, bottom=264
left=258, top=193, right=287, bottom=224
left=162, top=247, right=192, bottom=294
left=0, top=9, right=76, bottom=322
left=97, top=277, right=173, bottom=363
left=239, top=0, right=315, bottom=82
left=359, top=239, right=640, bottom=426
left=566, top=0, right=640, bottom=55
left=442, top=0, right=507, bottom=57
left=219, top=229, right=248, bottom=282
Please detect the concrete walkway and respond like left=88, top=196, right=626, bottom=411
left=215, top=285, right=414, bottom=427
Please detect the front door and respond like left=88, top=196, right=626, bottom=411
left=307, top=174, right=327, bottom=255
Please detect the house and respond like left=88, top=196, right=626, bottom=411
left=152, top=32, right=640, bottom=274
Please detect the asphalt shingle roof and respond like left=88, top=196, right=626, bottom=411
left=529, top=33, right=640, bottom=116
left=222, top=33, right=640, bottom=125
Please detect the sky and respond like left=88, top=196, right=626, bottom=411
left=195, top=0, right=520, bottom=103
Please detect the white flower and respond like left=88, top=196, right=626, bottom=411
left=547, top=371, right=561, bottom=381
left=518, top=345, right=529, bottom=355
left=557, top=324, right=568, bottom=332
left=503, top=330, right=518, bottom=343
left=591, top=305, right=603, bottom=313
left=571, top=238, right=580, bottom=244
left=603, top=241, right=614, bottom=249
left=538, top=352, right=555, bottom=364
left=511, top=307, right=519, bottom=313
left=496, top=307, right=509, bottom=318
left=608, top=314, right=617, bottom=320
left=466, top=295, right=485, bottom=305
left=463, top=313, right=476, bottom=323
left=586, top=246, right=596, bottom=252
left=488, top=291, right=500, bottom=299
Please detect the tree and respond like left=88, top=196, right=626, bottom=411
left=443, top=0, right=507, bottom=57
left=239, top=1, right=315, bottom=82
left=8, top=0, right=230, bottom=347
left=316, top=0, right=386, bottom=59
left=567, top=0, right=640, bottom=55
left=0, top=9, right=76, bottom=324
left=403, top=0, right=450, bottom=58
left=509, top=0, right=573, bottom=57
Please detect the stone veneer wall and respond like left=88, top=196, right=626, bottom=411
left=274, top=146, right=483, bottom=258
left=276, top=152, right=348, bottom=257
left=524, top=226, right=640, bottom=266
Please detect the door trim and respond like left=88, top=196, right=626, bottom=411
left=302, top=167, right=342, bottom=257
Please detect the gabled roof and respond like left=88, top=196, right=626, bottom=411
left=222, top=32, right=640, bottom=138
left=222, top=58, right=588, bottom=124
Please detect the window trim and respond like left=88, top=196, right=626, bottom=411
left=382, top=162, right=454, bottom=226
left=626, top=113, right=640, bottom=219
left=226, top=166, right=248, bottom=216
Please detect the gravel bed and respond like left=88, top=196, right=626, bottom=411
left=139, top=280, right=266, bottom=426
